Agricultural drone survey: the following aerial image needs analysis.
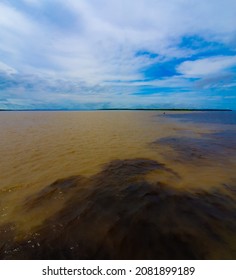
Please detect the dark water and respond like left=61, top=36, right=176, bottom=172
left=164, top=111, right=236, bottom=125
left=0, top=111, right=236, bottom=259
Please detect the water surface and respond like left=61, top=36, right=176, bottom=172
left=0, top=111, right=236, bottom=259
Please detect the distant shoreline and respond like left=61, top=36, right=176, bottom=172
left=0, top=108, right=233, bottom=112
left=99, top=108, right=233, bottom=111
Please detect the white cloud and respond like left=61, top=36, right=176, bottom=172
left=0, top=2, right=33, bottom=34
left=1, top=0, right=236, bottom=82
left=177, top=56, right=236, bottom=77
left=0, top=61, right=18, bottom=75
left=105, top=76, right=191, bottom=89
left=0, top=0, right=236, bottom=109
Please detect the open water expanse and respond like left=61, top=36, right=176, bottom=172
left=0, top=110, right=236, bottom=259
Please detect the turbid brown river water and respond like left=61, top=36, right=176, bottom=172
left=0, top=111, right=236, bottom=259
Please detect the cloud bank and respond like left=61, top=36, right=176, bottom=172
left=0, top=0, right=236, bottom=109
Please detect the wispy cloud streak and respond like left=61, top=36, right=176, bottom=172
left=0, top=0, right=236, bottom=109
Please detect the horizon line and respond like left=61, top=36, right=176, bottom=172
left=0, top=108, right=233, bottom=112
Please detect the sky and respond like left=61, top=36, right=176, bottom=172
left=0, top=0, right=236, bottom=110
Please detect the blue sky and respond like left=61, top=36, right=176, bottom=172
left=0, top=0, right=236, bottom=110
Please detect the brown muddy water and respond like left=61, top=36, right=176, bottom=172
left=0, top=110, right=236, bottom=259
